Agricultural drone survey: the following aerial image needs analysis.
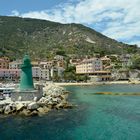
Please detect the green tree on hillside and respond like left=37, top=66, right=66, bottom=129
left=131, top=55, right=140, bottom=70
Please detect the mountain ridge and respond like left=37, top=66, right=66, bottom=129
left=0, top=16, right=138, bottom=60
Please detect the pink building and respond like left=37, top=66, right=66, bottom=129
left=0, top=69, right=20, bottom=80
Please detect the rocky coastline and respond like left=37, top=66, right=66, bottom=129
left=0, top=84, right=73, bottom=116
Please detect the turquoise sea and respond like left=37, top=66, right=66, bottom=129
left=0, top=84, right=140, bottom=140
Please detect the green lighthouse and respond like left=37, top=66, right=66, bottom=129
left=19, top=55, right=34, bottom=91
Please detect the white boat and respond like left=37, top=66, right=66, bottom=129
left=0, top=83, right=16, bottom=99
left=0, top=87, right=15, bottom=93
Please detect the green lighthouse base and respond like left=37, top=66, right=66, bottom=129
left=11, top=90, right=41, bottom=101
left=11, top=84, right=43, bottom=101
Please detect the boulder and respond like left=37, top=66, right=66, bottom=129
left=55, top=102, right=65, bottom=109
left=63, top=103, right=73, bottom=109
left=37, top=107, right=45, bottom=114
left=43, top=84, right=66, bottom=97
left=4, top=105, right=12, bottom=114
left=37, top=106, right=49, bottom=114
left=47, top=101, right=53, bottom=105
left=19, top=109, right=31, bottom=116
left=33, top=97, right=38, bottom=102
left=38, top=96, right=51, bottom=104
left=0, top=107, right=4, bottom=113
left=60, top=94, right=68, bottom=100
left=10, top=104, right=16, bottom=112
left=27, top=102, right=39, bottom=110
left=16, top=103, right=24, bottom=111
left=18, top=96, right=22, bottom=101
left=43, top=106, right=50, bottom=113
left=55, top=101, right=73, bottom=109
left=47, top=105, right=53, bottom=109
left=52, top=98, right=59, bottom=103
left=30, top=110, right=38, bottom=116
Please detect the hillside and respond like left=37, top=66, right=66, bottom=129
left=0, top=16, right=138, bottom=60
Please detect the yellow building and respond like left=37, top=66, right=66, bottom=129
left=31, top=61, right=39, bottom=67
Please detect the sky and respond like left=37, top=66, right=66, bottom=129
left=0, top=0, right=140, bottom=47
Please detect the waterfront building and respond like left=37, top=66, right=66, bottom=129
left=76, top=58, right=103, bottom=74
left=50, top=67, right=54, bottom=78
left=39, top=69, right=50, bottom=80
left=69, top=59, right=82, bottom=66
left=32, top=67, right=50, bottom=80
left=101, top=56, right=111, bottom=70
left=0, top=69, right=20, bottom=80
left=88, top=71, right=112, bottom=81
left=40, top=61, right=54, bottom=69
left=120, top=54, right=133, bottom=67
left=32, top=67, right=40, bottom=79
left=9, top=60, right=22, bottom=69
left=50, top=67, right=64, bottom=79
left=57, top=60, right=65, bottom=68
left=101, top=56, right=111, bottom=65
left=76, top=58, right=111, bottom=81
left=57, top=67, right=65, bottom=77
left=0, top=57, right=10, bottom=69
left=31, top=61, right=39, bottom=67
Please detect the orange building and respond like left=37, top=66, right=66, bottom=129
left=0, top=57, right=10, bottom=69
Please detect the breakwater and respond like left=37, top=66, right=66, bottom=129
left=0, top=84, right=73, bottom=116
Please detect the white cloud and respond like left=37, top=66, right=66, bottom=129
left=10, top=0, right=140, bottom=47
left=11, top=10, right=19, bottom=16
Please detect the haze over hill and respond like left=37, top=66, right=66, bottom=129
left=0, top=16, right=138, bottom=60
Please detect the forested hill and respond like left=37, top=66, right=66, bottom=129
left=0, top=16, right=138, bottom=60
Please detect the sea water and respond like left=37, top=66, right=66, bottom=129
left=0, top=84, right=140, bottom=140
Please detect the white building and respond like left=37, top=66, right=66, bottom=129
left=32, top=67, right=50, bottom=80
left=120, top=54, right=133, bottom=67
left=32, top=67, right=40, bottom=78
left=39, top=69, right=50, bottom=80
